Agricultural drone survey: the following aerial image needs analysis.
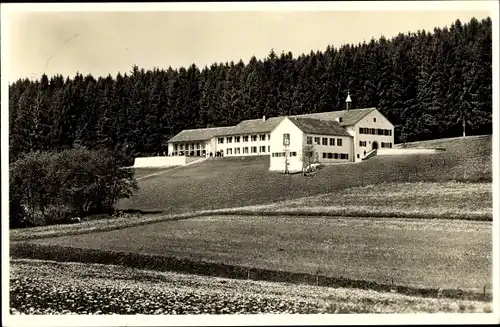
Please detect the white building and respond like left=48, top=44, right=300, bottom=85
left=167, top=96, right=394, bottom=173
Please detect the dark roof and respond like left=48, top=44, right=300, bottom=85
left=222, top=116, right=284, bottom=136
left=291, top=108, right=376, bottom=126
left=167, top=126, right=234, bottom=143
left=288, top=117, right=351, bottom=137
left=168, top=108, right=378, bottom=142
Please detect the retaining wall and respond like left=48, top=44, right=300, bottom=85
left=134, top=156, right=187, bottom=168
left=377, top=148, right=445, bottom=156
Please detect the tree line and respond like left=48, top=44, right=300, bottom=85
left=8, top=17, right=492, bottom=163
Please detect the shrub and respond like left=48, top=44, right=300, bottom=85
left=9, top=147, right=138, bottom=228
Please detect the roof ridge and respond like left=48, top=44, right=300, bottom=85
left=182, top=126, right=234, bottom=132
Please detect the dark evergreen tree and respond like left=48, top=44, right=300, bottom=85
left=7, top=16, right=493, bottom=161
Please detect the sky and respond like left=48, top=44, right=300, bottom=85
left=3, top=3, right=494, bottom=82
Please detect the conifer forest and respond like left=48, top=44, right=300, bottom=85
left=8, top=17, right=492, bottom=163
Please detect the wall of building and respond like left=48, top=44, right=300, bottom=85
left=168, top=141, right=208, bottom=157
left=304, top=133, right=354, bottom=164
left=213, top=133, right=271, bottom=157
left=352, top=110, right=395, bottom=162
left=134, top=156, right=186, bottom=168
left=269, top=119, right=303, bottom=172
left=269, top=118, right=304, bottom=172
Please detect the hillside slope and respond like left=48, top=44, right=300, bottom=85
left=117, top=135, right=491, bottom=212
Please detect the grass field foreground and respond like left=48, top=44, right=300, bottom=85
left=24, top=214, right=492, bottom=294
left=10, top=181, right=492, bottom=242
left=10, top=259, right=493, bottom=314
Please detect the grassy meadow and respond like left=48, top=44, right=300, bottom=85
left=10, top=259, right=492, bottom=314
left=225, top=181, right=492, bottom=220
left=9, top=135, right=493, bottom=312
left=9, top=180, right=492, bottom=242
left=25, top=214, right=492, bottom=293
left=119, top=135, right=491, bottom=213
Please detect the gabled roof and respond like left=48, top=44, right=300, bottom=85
left=168, top=108, right=379, bottom=143
left=168, top=126, right=234, bottom=143
left=288, top=117, right=351, bottom=137
left=291, top=108, right=376, bottom=126
left=222, top=116, right=284, bottom=136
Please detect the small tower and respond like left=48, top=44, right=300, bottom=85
left=345, top=91, right=352, bottom=111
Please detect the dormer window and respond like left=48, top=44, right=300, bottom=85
left=373, top=118, right=377, bottom=122
left=339, top=117, right=343, bottom=123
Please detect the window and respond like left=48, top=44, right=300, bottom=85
left=291, top=152, right=297, bottom=157
left=339, top=117, right=343, bottom=123
left=334, top=153, right=338, bottom=159
left=251, top=135, right=258, bottom=142
left=322, top=137, right=328, bottom=145
left=329, top=138, right=335, bottom=146
left=268, top=146, right=270, bottom=152
left=307, top=136, right=313, bottom=145
left=323, top=153, right=327, bottom=159
left=340, top=153, right=346, bottom=160
left=357, top=154, right=360, bottom=159
left=359, top=141, right=367, bottom=147
left=227, top=148, right=233, bottom=155
left=283, top=133, right=290, bottom=146
left=235, top=147, right=241, bottom=154
left=260, top=134, right=266, bottom=141
left=235, top=136, right=241, bottom=143
left=251, top=146, right=257, bottom=153
left=373, top=117, right=377, bottom=122
left=196, top=143, right=200, bottom=149
left=260, top=146, right=266, bottom=153
left=381, top=142, right=393, bottom=148
left=180, top=144, right=184, bottom=150
left=218, top=138, right=224, bottom=144
left=328, top=153, right=333, bottom=159
left=314, top=137, right=320, bottom=145
left=174, top=144, right=178, bottom=151
left=243, top=147, right=249, bottom=154
left=358, top=127, right=392, bottom=136
left=337, top=138, right=343, bottom=146
left=243, top=135, right=249, bottom=142
left=268, top=134, right=271, bottom=141
left=190, top=143, right=195, bottom=150
left=226, top=137, right=232, bottom=143
left=202, top=143, right=206, bottom=149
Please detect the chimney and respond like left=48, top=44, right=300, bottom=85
left=345, top=91, right=352, bottom=111
left=262, top=115, right=266, bottom=122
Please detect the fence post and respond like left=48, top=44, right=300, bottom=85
left=483, top=284, right=486, bottom=300
left=247, top=268, right=250, bottom=280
